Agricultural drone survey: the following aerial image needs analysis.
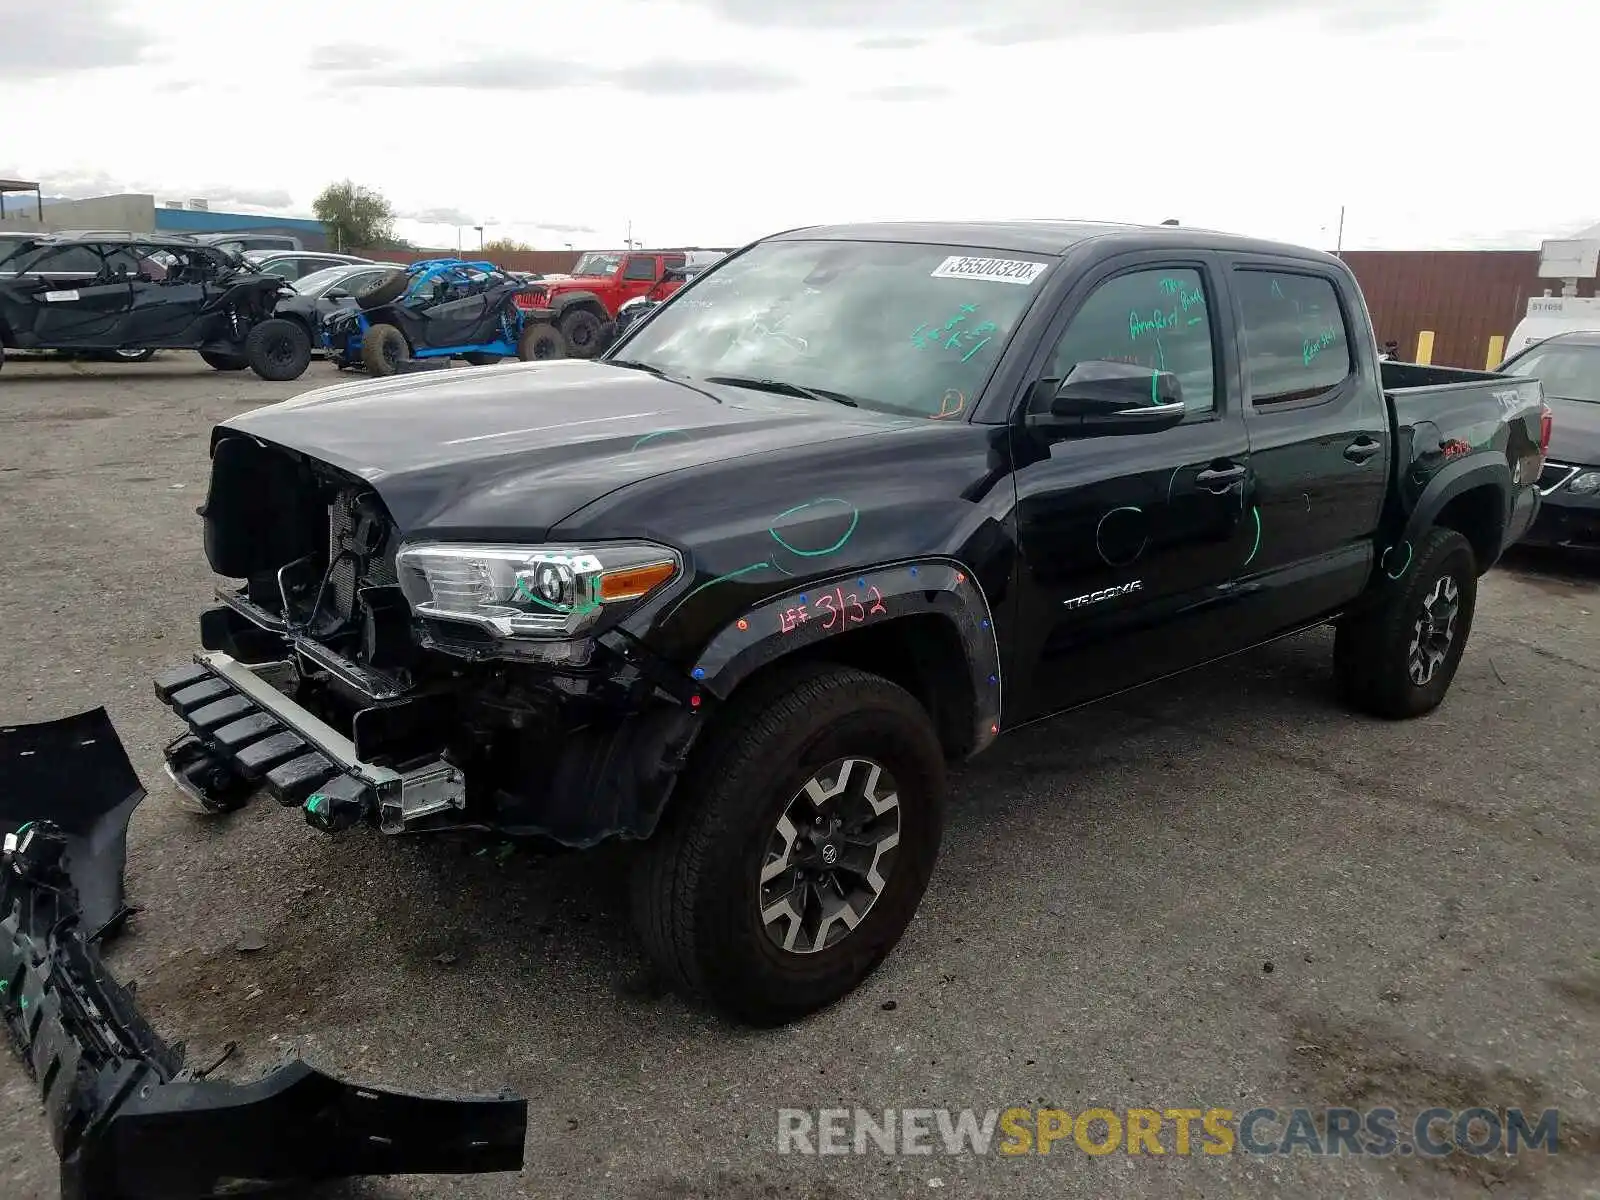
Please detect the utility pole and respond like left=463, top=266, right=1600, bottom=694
left=1335, top=205, right=1346, bottom=255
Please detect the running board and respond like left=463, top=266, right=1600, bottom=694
left=0, top=707, right=527, bottom=1199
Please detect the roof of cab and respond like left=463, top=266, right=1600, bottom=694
left=768, top=218, right=1338, bottom=263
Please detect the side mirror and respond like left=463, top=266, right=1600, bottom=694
left=324, top=288, right=351, bottom=300
left=1026, top=360, right=1186, bottom=438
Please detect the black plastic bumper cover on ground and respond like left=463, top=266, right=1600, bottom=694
left=0, top=707, right=528, bottom=1199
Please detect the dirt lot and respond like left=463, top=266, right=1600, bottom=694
left=0, top=356, right=1596, bottom=1200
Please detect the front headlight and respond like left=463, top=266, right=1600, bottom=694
left=1567, top=470, right=1600, bottom=496
left=395, top=541, right=681, bottom=642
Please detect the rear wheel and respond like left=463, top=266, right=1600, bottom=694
left=360, top=323, right=409, bottom=376
left=245, top=318, right=313, bottom=381
left=558, top=308, right=605, bottom=359
left=631, top=663, right=945, bottom=1026
left=517, top=322, right=563, bottom=361
left=1334, top=526, right=1478, bottom=719
left=199, top=350, right=248, bottom=372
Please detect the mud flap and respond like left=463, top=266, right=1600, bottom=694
left=0, top=708, right=528, bottom=1199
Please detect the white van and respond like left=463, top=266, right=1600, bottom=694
left=1503, top=295, right=1600, bottom=363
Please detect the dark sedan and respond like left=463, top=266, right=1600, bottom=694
left=1501, top=331, right=1600, bottom=550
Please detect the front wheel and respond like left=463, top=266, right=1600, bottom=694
left=558, top=308, right=604, bottom=359
left=109, top=348, right=156, bottom=363
left=631, top=663, right=945, bottom=1026
left=360, top=323, right=409, bottom=376
left=199, top=350, right=248, bottom=372
left=245, top=318, right=313, bottom=381
left=517, top=322, right=563, bottom=361
left=1334, top=526, right=1478, bottom=719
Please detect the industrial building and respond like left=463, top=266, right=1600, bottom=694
left=0, top=181, right=326, bottom=248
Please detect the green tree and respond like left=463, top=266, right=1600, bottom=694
left=313, top=180, right=395, bottom=251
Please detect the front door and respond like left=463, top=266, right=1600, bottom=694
left=1008, top=256, right=1256, bottom=720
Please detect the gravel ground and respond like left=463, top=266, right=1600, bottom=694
left=1, top=356, right=1596, bottom=1200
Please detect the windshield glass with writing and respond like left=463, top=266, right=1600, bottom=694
left=573, top=252, right=623, bottom=276
left=614, top=239, right=1054, bottom=418
left=1503, top=342, right=1600, bottom=404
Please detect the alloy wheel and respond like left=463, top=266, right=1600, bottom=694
left=758, top=757, right=901, bottom=955
left=1407, top=573, right=1460, bottom=685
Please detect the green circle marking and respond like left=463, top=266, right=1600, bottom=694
left=768, top=498, right=859, bottom=558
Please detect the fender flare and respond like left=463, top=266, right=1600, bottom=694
left=1383, top=457, right=1512, bottom=579
left=685, top=557, right=1005, bottom=757
left=552, top=290, right=608, bottom=320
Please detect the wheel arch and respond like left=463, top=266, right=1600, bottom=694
left=1399, top=460, right=1512, bottom=576
left=553, top=291, right=609, bottom=320
left=685, top=557, right=1003, bottom=763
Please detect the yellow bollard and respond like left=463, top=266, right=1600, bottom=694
left=1415, top=331, right=1435, bottom=365
left=1485, top=335, right=1505, bottom=369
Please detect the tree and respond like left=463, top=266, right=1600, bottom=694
left=484, top=237, right=532, bottom=253
left=313, top=180, right=395, bottom=251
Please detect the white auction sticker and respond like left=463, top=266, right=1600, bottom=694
left=930, top=256, right=1047, bottom=286
left=43, top=289, right=80, bottom=302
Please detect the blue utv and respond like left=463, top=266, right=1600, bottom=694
left=312, top=258, right=564, bottom=377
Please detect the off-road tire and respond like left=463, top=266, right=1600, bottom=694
left=558, top=308, right=605, bottom=359
left=631, top=663, right=945, bottom=1026
left=1334, top=526, right=1478, bottom=719
left=245, top=318, right=313, bottom=382
left=354, top=273, right=408, bottom=311
left=199, top=350, right=248, bottom=371
left=361, top=324, right=409, bottom=376
left=517, top=322, right=563, bottom=361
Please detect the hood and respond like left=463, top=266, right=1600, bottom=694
left=1545, top=396, right=1600, bottom=466
left=219, top=360, right=919, bottom=538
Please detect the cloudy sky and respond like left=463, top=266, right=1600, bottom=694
left=0, top=0, right=1592, bottom=252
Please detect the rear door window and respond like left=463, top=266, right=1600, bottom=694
left=1234, top=271, right=1354, bottom=406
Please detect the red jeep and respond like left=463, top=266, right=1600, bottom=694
left=518, top=248, right=728, bottom=358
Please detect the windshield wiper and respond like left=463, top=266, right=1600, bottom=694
left=608, top=359, right=668, bottom=376
left=703, top=375, right=858, bottom=407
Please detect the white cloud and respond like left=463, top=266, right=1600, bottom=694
left=0, top=0, right=1592, bottom=252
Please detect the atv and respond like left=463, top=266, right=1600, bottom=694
left=316, top=258, right=562, bottom=378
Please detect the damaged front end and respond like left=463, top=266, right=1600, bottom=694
left=0, top=707, right=528, bottom=1200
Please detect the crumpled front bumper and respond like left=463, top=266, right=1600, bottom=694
left=0, top=707, right=528, bottom=1199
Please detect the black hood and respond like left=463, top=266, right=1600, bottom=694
left=1545, top=395, right=1600, bottom=466
left=218, top=360, right=920, bottom=539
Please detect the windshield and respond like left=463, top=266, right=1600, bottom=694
left=573, top=252, right=624, bottom=276
left=1502, top=341, right=1600, bottom=403
left=294, top=265, right=359, bottom=295
left=611, top=239, right=1054, bottom=418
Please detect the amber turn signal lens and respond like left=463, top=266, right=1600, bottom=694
left=599, top=560, right=677, bottom=602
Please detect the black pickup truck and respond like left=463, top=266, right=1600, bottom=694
left=154, top=220, right=1549, bottom=1027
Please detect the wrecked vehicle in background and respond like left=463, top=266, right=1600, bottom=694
left=0, top=233, right=285, bottom=374
left=154, top=219, right=1546, bottom=1032
left=305, top=257, right=560, bottom=378
left=0, top=709, right=527, bottom=1199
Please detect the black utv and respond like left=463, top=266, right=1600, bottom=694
left=0, top=233, right=286, bottom=373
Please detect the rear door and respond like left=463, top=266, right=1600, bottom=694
left=1008, top=253, right=1258, bottom=719
left=16, top=244, right=132, bottom=345
left=1221, top=260, right=1389, bottom=630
